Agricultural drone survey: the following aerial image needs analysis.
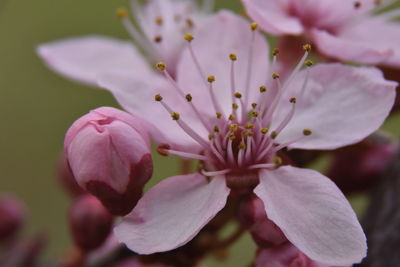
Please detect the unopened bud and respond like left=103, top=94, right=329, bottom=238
left=64, top=107, right=153, bottom=215
left=69, top=195, right=113, bottom=251
left=0, top=195, right=26, bottom=242
left=239, top=196, right=286, bottom=247
left=56, top=153, right=86, bottom=198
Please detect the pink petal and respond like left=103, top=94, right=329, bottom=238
left=313, top=17, right=400, bottom=67
left=254, top=166, right=367, bottom=266
left=114, top=173, right=230, bottom=254
left=272, top=63, right=396, bottom=150
left=37, top=36, right=150, bottom=86
left=241, top=0, right=304, bottom=35
left=98, top=71, right=205, bottom=151
left=176, top=10, right=269, bottom=116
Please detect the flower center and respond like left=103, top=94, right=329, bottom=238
left=155, top=23, right=314, bottom=177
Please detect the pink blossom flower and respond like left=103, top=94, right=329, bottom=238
left=37, top=0, right=213, bottom=86
left=255, top=243, right=328, bottom=267
left=98, top=11, right=396, bottom=266
left=65, top=107, right=153, bottom=216
left=99, top=11, right=396, bottom=265
left=242, top=0, right=400, bottom=67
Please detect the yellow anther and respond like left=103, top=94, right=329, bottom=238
left=154, top=35, right=163, bottom=43
left=354, top=1, right=362, bottom=8
left=185, top=94, right=192, bottom=102
left=117, top=8, right=128, bottom=18
left=250, top=22, right=259, bottom=31
left=271, top=131, right=278, bottom=139
left=272, top=48, right=280, bottom=56
left=216, top=112, right=222, bottom=119
left=155, top=16, right=164, bottom=25
left=239, top=142, right=247, bottom=150
left=245, top=123, right=254, bottom=129
left=208, top=75, right=216, bottom=83
left=252, top=111, right=259, bottom=118
left=184, top=33, right=194, bottom=42
left=290, top=97, right=297, bottom=103
left=229, top=134, right=236, bottom=140
left=208, top=134, right=215, bottom=140
left=229, top=114, right=236, bottom=121
left=251, top=103, right=257, bottom=109
left=230, top=124, right=238, bottom=132
left=261, top=128, right=269, bottom=135
left=186, top=18, right=194, bottom=28
left=155, top=94, right=163, bottom=101
left=156, top=62, right=166, bottom=71
left=229, top=53, right=237, bottom=61
left=214, top=126, right=220, bottom=133
left=245, top=131, right=254, bottom=137
left=303, top=129, right=313, bottom=136
left=259, top=85, right=267, bottom=93
left=171, top=112, right=180, bottom=120
left=273, top=156, right=283, bottom=166
left=232, top=103, right=239, bottom=110
left=305, top=60, right=313, bottom=67
left=303, top=44, right=312, bottom=52
left=234, top=92, right=242, bottom=99
left=272, top=73, right=280, bottom=79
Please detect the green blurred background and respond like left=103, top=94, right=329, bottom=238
left=0, top=0, right=399, bottom=266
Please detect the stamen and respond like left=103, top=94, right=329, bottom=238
left=155, top=16, right=164, bottom=25
left=186, top=18, right=195, bottom=28
left=166, top=149, right=210, bottom=161
left=261, top=128, right=269, bottom=134
left=259, top=86, right=267, bottom=93
left=201, top=169, right=231, bottom=177
left=270, top=129, right=313, bottom=153
left=248, top=163, right=275, bottom=170
left=251, top=103, right=257, bottom=109
left=184, top=33, right=194, bottom=42
left=210, top=139, right=225, bottom=163
left=227, top=138, right=236, bottom=166
left=207, top=75, right=225, bottom=116
left=273, top=98, right=297, bottom=135
left=244, top=22, right=258, bottom=114
left=354, top=1, right=362, bottom=9
left=245, top=135, right=253, bottom=163
left=303, top=128, right=313, bottom=136
left=154, top=35, right=163, bottom=43
left=156, top=97, right=209, bottom=148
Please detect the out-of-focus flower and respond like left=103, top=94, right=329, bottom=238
left=69, top=195, right=113, bottom=251
left=98, top=11, right=397, bottom=266
left=65, top=107, right=153, bottom=216
left=239, top=196, right=287, bottom=247
left=112, top=258, right=172, bottom=267
left=255, top=243, right=328, bottom=267
left=36, top=0, right=212, bottom=86
left=0, top=194, right=26, bottom=242
left=242, top=0, right=400, bottom=68
left=328, top=139, right=398, bottom=194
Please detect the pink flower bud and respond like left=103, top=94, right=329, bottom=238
left=56, top=152, right=86, bottom=198
left=69, top=195, right=113, bottom=252
left=65, top=107, right=153, bottom=215
left=0, top=194, right=26, bottom=242
left=239, top=196, right=287, bottom=247
left=256, top=243, right=328, bottom=267
left=328, top=140, right=397, bottom=194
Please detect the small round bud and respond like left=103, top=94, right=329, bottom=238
left=64, top=107, right=153, bottom=216
left=0, top=195, right=26, bottom=242
left=69, top=195, right=113, bottom=251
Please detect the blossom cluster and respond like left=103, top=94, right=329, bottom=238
left=13, top=0, right=398, bottom=266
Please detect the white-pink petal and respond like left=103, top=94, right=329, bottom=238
left=114, top=173, right=230, bottom=254
left=254, top=166, right=367, bottom=266
left=97, top=71, right=205, bottom=151
left=37, top=35, right=150, bottom=86
left=176, top=10, right=269, bottom=117
left=272, top=63, right=397, bottom=150
left=241, top=0, right=304, bottom=35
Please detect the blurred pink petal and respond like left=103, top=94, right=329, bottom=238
left=114, top=173, right=230, bottom=254
left=254, top=166, right=366, bottom=266
left=37, top=36, right=150, bottom=86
